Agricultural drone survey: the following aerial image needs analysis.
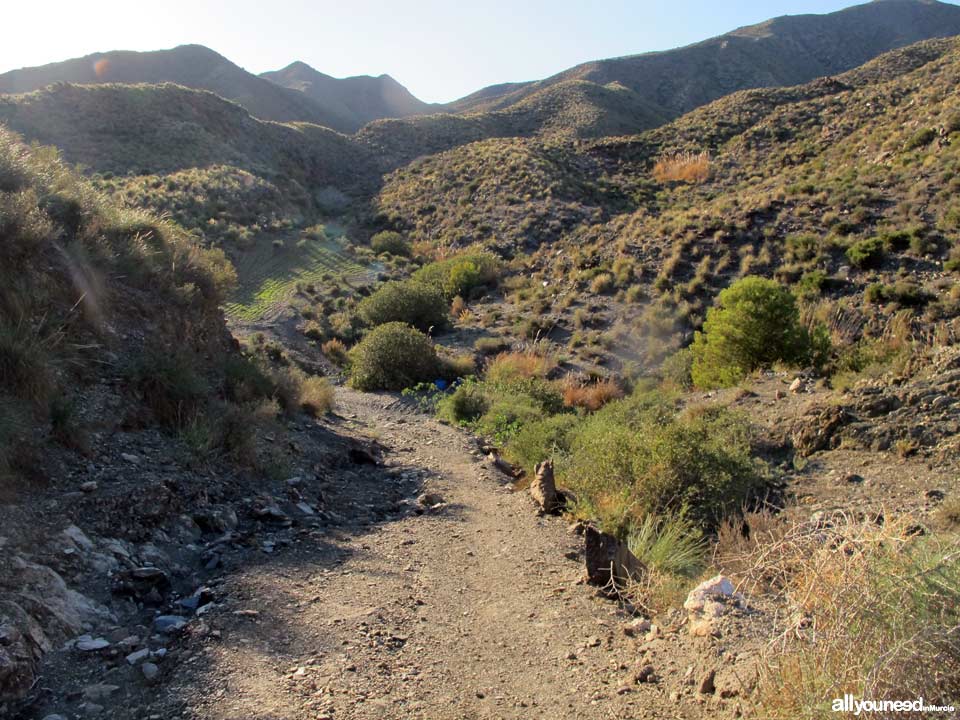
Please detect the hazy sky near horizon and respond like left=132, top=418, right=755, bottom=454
left=4, top=0, right=959, bottom=103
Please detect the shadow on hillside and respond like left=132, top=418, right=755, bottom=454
left=141, top=423, right=471, bottom=719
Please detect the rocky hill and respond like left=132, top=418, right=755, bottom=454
left=0, top=45, right=350, bottom=129
left=375, top=35, right=960, bottom=370
left=262, top=62, right=438, bottom=132
left=452, top=0, right=960, bottom=118
left=357, top=0, right=960, bottom=162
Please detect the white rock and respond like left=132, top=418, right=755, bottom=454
left=683, top=575, right=744, bottom=635
left=684, top=575, right=735, bottom=609
left=141, top=662, right=160, bottom=681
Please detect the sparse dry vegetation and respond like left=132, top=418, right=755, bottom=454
left=651, top=150, right=711, bottom=184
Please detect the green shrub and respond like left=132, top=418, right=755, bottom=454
left=412, top=252, right=499, bottom=300
left=864, top=281, right=930, bottom=307
left=660, top=347, right=693, bottom=390
left=370, top=230, right=411, bottom=257
left=562, top=390, right=765, bottom=533
left=785, top=233, right=820, bottom=262
left=846, top=236, right=886, bottom=269
left=503, top=413, right=579, bottom=476
left=627, top=512, right=708, bottom=578
left=904, top=127, right=937, bottom=150
left=349, top=322, right=439, bottom=391
left=357, top=281, right=447, bottom=331
left=0, top=321, right=55, bottom=408
left=691, top=277, right=815, bottom=388
left=794, top=270, right=828, bottom=301
left=437, top=380, right=489, bottom=424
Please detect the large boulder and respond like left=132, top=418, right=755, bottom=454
left=0, top=557, right=113, bottom=703
left=584, top=526, right=645, bottom=591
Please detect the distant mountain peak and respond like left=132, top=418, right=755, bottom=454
left=260, top=64, right=437, bottom=130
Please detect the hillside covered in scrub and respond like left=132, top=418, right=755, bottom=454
left=1, top=2, right=960, bottom=718
left=0, top=45, right=435, bottom=134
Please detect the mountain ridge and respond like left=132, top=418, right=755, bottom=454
left=260, top=60, right=440, bottom=132
left=448, top=0, right=960, bottom=119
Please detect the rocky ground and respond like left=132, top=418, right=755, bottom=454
left=2, top=351, right=957, bottom=720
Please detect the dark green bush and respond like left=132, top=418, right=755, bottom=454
left=905, top=128, right=937, bottom=150
left=691, top=277, right=817, bottom=388
left=846, top=236, right=886, bottom=269
left=357, top=281, right=447, bottom=332
left=348, top=323, right=439, bottom=391
left=785, top=233, right=820, bottom=262
left=437, top=380, right=489, bottom=424
left=222, top=355, right=275, bottom=404
left=370, top=230, right=411, bottom=257
left=795, top=270, right=828, bottom=301
left=0, top=321, right=55, bottom=408
left=864, top=282, right=930, bottom=307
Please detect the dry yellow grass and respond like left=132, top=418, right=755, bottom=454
left=652, top=150, right=712, bottom=184
left=561, top=378, right=624, bottom=411
left=299, top=376, right=335, bottom=416
left=485, top=351, right=557, bottom=383
left=718, top=512, right=960, bottom=718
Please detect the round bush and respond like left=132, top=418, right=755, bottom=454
left=357, top=281, right=448, bottom=332
left=349, top=323, right=439, bottom=391
left=370, top=230, right=410, bottom=257
left=691, top=277, right=813, bottom=388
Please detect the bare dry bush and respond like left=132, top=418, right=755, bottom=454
left=561, top=378, right=624, bottom=412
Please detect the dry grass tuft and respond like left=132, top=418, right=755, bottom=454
left=721, top=511, right=960, bottom=718
left=321, top=339, right=348, bottom=366
left=561, top=378, right=624, bottom=412
left=485, top=351, right=557, bottom=384
left=299, top=376, right=335, bottom=417
left=652, top=151, right=712, bottom=184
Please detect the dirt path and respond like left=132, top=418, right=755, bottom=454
left=152, top=389, right=679, bottom=720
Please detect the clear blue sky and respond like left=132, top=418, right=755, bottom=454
left=3, top=0, right=957, bottom=103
